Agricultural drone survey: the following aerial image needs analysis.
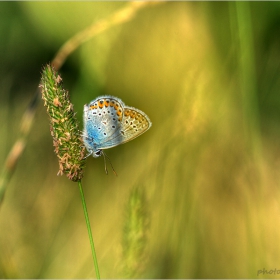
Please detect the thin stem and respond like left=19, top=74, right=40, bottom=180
left=78, top=180, right=100, bottom=279
left=51, top=1, right=161, bottom=70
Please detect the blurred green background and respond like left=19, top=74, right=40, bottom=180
left=1, top=1, right=280, bottom=278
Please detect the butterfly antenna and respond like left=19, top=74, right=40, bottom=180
left=101, top=151, right=109, bottom=175
left=103, top=151, right=118, bottom=176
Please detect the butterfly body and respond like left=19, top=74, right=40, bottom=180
left=83, top=95, right=152, bottom=158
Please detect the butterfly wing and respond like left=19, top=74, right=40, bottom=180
left=83, top=96, right=123, bottom=149
left=83, top=96, right=152, bottom=151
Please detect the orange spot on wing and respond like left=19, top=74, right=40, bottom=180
left=90, top=105, right=97, bottom=109
left=98, top=100, right=104, bottom=108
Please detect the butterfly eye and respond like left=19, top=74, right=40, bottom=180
left=94, top=150, right=102, bottom=157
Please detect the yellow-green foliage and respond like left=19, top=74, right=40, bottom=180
left=1, top=2, right=280, bottom=279
left=122, top=187, right=149, bottom=278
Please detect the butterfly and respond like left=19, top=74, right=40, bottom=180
left=83, top=95, right=152, bottom=173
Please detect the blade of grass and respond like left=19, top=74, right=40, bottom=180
left=78, top=180, right=100, bottom=279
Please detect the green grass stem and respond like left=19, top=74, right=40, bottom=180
left=78, top=181, right=100, bottom=279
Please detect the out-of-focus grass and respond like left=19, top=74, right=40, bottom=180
left=1, top=1, right=280, bottom=278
